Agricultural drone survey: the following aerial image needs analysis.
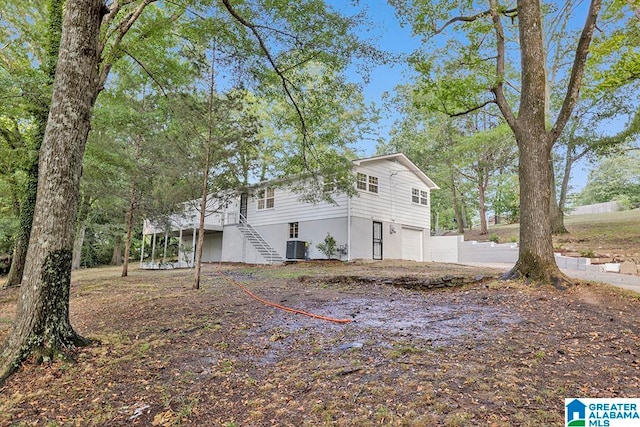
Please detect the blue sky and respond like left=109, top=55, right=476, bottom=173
left=330, top=0, right=421, bottom=157
left=335, top=0, right=596, bottom=192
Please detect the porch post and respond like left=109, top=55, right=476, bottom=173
left=151, top=232, right=156, bottom=267
left=162, top=231, right=168, bottom=265
left=139, top=234, right=145, bottom=268
left=179, top=228, right=183, bottom=267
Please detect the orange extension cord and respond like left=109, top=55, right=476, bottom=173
left=216, top=268, right=353, bottom=324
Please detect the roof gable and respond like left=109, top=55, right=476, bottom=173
left=352, top=153, right=439, bottom=189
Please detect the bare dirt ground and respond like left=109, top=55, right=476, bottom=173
left=1, top=261, right=639, bottom=426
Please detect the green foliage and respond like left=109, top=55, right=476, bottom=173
left=573, top=151, right=640, bottom=206
left=316, top=233, right=337, bottom=260
left=490, top=173, right=520, bottom=224
left=579, top=249, right=595, bottom=258
left=489, top=233, right=500, bottom=243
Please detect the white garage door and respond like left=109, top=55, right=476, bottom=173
left=402, top=228, right=423, bottom=261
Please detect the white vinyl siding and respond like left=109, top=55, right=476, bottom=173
left=351, top=160, right=431, bottom=231
left=248, top=187, right=349, bottom=226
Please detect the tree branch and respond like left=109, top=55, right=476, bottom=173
left=433, top=8, right=517, bottom=35
left=488, top=0, right=517, bottom=130
left=629, top=0, right=640, bottom=19
left=447, top=100, right=497, bottom=117
left=221, top=0, right=310, bottom=168
left=591, top=107, right=640, bottom=152
left=98, top=0, right=157, bottom=91
left=550, top=0, right=603, bottom=143
left=123, top=49, right=168, bottom=97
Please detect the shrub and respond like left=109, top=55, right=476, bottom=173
left=316, top=233, right=337, bottom=259
left=489, top=233, right=500, bottom=243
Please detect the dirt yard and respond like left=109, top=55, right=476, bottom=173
left=1, top=261, right=639, bottom=426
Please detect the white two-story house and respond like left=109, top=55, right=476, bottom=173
left=142, top=153, right=439, bottom=266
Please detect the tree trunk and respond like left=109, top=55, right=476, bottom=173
left=477, top=173, right=489, bottom=235
left=111, top=234, right=123, bottom=265
left=491, top=0, right=599, bottom=286
left=72, top=196, right=91, bottom=270
left=193, top=176, right=209, bottom=290
left=558, top=146, right=575, bottom=216
left=505, top=130, right=568, bottom=285
left=4, top=226, right=28, bottom=288
left=4, top=168, right=38, bottom=288
left=3, top=0, right=63, bottom=289
left=121, top=182, right=137, bottom=277
left=71, top=224, right=86, bottom=270
left=194, top=50, right=217, bottom=290
left=450, top=171, right=465, bottom=234
left=460, top=194, right=469, bottom=230
left=502, top=0, right=570, bottom=286
left=0, top=0, right=103, bottom=383
left=549, top=159, right=568, bottom=234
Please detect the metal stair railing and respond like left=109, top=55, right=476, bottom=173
left=238, top=213, right=282, bottom=264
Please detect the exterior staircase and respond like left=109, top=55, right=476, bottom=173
left=237, top=214, right=284, bottom=264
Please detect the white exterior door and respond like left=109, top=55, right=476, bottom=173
left=402, top=228, right=423, bottom=261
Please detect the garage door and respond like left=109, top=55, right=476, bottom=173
left=402, top=228, right=423, bottom=261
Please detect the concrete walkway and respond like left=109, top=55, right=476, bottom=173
left=459, top=262, right=640, bottom=294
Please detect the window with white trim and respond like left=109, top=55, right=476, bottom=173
left=412, top=188, right=420, bottom=204
left=356, top=172, right=379, bottom=193
left=420, top=190, right=428, bottom=206
left=257, top=187, right=275, bottom=210
left=368, top=175, right=378, bottom=193
left=289, top=222, right=299, bottom=238
left=412, top=188, right=429, bottom=206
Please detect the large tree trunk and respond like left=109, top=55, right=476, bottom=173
left=0, top=0, right=103, bottom=383
left=502, top=0, right=568, bottom=286
left=4, top=0, right=64, bottom=289
left=507, top=129, right=564, bottom=284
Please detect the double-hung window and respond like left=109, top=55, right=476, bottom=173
left=420, top=190, right=428, bottom=206
left=412, top=188, right=420, bottom=204
left=289, top=222, right=299, bottom=239
left=257, top=187, right=275, bottom=210
left=412, top=188, right=429, bottom=206
left=356, top=173, right=367, bottom=190
left=368, top=176, right=379, bottom=194
left=357, top=172, right=379, bottom=193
